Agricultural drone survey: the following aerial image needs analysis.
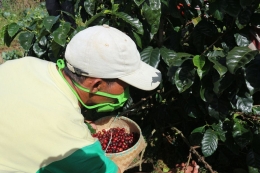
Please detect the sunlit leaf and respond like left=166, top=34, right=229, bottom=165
left=201, top=129, right=218, bottom=157
left=226, top=47, right=258, bottom=74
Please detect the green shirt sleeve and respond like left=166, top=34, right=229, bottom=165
left=36, top=141, right=118, bottom=173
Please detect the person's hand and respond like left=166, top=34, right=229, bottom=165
left=85, top=120, right=97, bottom=134
left=169, top=161, right=199, bottom=173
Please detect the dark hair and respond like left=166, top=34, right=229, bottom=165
left=63, top=67, right=117, bottom=86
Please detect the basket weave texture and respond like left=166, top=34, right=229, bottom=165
left=94, top=116, right=147, bottom=172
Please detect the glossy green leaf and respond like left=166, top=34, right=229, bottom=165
left=160, top=47, right=177, bottom=67
left=140, top=46, right=160, bottom=68
left=132, top=31, right=142, bottom=49
left=134, top=0, right=145, bottom=6
left=245, top=57, right=260, bottom=95
left=33, top=43, right=46, bottom=57
left=207, top=50, right=225, bottom=58
left=209, top=1, right=224, bottom=21
left=208, top=98, right=230, bottom=121
left=85, top=12, right=105, bottom=27
left=234, top=33, right=250, bottom=47
left=209, top=57, right=227, bottom=77
left=200, top=76, right=215, bottom=102
left=213, top=72, right=234, bottom=96
left=171, top=52, right=193, bottom=66
left=197, top=61, right=210, bottom=80
left=226, top=47, right=258, bottom=74
left=7, top=23, right=20, bottom=37
left=84, top=0, right=96, bottom=16
left=248, top=166, right=260, bottom=173
left=167, top=66, right=178, bottom=85
left=175, top=66, right=196, bottom=93
left=50, top=41, right=62, bottom=60
left=39, top=36, right=47, bottom=47
left=201, top=129, right=218, bottom=157
left=212, top=121, right=226, bottom=142
left=233, top=118, right=252, bottom=148
left=43, top=16, right=60, bottom=32
left=252, top=105, right=260, bottom=115
left=18, top=32, right=34, bottom=51
left=142, top=0, right=161, bottom=37
left=193, top=55, right=205, bottom=70
left=52, top=22, right=71, bottom=47
left=236, top=92, right=253, bottom=114
left=3, top=25, right=14, bottom=47
left=114, top=12, right=144, bottom=35
left=191, top=126, right=205, bottom=134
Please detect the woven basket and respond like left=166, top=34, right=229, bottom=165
left=94, top=116, right=147, bottom=172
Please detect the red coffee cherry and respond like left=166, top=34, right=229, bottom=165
left=92, top=127, right=139, bottom=153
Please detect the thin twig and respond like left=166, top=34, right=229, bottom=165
left=172, top=127, right=216, bottom=173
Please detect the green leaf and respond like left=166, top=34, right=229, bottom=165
left=193, top=55, right=205, bottom=70
left=226, top=47, right=258, bottom=74
left=213, top=72, right=234, bottom=96
left=252, top=105, right=260, bottom=115
left=114, top=12, right=144, bottom=35
left=201, top=129, right=218, bottom=157
left=197, top=61, right=210, bottom=80
left=50, top=41, right=62, bottom=60
left=236, top=92, right=253, bottom=114
left=7, top=23, right=20, bottom=37
left=51, top=22, right=71, bottom=47
left=132, top=31, right=142, bottom=49
left=234, top=33, right=250, bottom=47
left=208, top=98, right=230, bottom=121
left=209, top=1, right=225, bottom=20
left=85, top=12, right=105, bottom=27
left=43, top=16, right=60, bottom=32
left=112, top=4, right=119, bottom=13
left=191, top=126, right=205, bottom=134
left=84, top=0, right=96, bottom=16
left=140, top=46, right=160, bottom=68
left=212, top=121, right=226, bottom=142
left=248, top=166, right=260, bottom=173
left=160, top=47, right=177, bottom=67
left=208, top=57, right=227, bottom=77
left=172, top=52, right=193, bottom=66
left=3, top=25, right=14, bottom=47
left=18, top=32, right=34, bottom=51
left=233, top=118, right=252, bottom=148
left=134, top=0, right=145, bottom=6
left=33, top=43, right=46, bottom=57
left=175, top=66, right=196, bottom=93
left=142, top=0, right=161, bottom=38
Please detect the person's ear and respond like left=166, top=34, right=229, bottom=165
left=83, top=78, right=105, bottom=93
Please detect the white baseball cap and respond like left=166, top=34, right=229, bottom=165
left=65, top=24, right=161, bottom=91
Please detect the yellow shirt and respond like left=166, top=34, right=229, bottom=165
left=0, top=57, right=117, bottom=173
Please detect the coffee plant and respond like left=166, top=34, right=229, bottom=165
left=2, top=0, right=260, bottom=172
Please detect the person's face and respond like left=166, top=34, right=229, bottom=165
left=83, top=78, right=129, bottom=106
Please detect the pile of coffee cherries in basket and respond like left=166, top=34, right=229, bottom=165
left=92, top=127, right=140, bottom=153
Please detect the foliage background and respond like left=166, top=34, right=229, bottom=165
left=2, top=0, right=260, bottom=172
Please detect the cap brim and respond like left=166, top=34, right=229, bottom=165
left=119, top=61, right=161, bottom=91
